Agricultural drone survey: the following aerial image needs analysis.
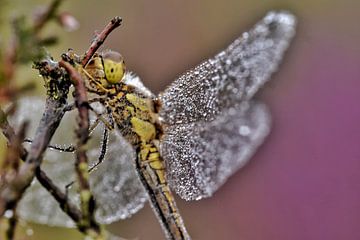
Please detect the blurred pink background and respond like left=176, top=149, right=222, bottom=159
left=4, top=0, right=360, bottom=239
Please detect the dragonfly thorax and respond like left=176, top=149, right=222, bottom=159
left=104, top=82, right=159, bottom=146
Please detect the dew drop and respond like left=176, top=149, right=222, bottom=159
left=4, top=210, right=14, bottom=218
left=239, top=125, right=251, bottom=136
left=113, top=185, right=121, bottom=192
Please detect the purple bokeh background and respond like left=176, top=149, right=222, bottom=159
left=8, top=0, right=359, bottom=239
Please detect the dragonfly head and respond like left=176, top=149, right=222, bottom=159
left=102, top=50, right=126, bottom=85
left=84, top=50, right=126, bottom=94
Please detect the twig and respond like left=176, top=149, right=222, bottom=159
left=1, top=122, right=27, bottom=178
left=59, top=60, right=102, bottom=237
left=33, top=0, right=63, bottom=34
left=0, top=122, right=27, bottom=240
left=34, top=168, right=82, bottom=223
left=1, top=0, right=64, bottom=96
left=0, top=108, right=83, bottom=227
left=81, top=16, right=122, bottom=66
left=0, top=92, right=68, bottom=214
left=3, top=35, right=17, bottom=81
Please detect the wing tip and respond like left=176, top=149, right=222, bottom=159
left=265, top=10, right=297, bottom=28
left=264, top=11, right=297, bottom=39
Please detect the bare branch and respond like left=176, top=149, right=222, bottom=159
left=0, top=121, right=28, bottom=240
left=0, top=108, right=83, bottom=227
left=0, top=93, right=68, bottom=215
left=59, top=60, right=102, bottom=236
left=33, top=0, right=64, bottom=34
left=3, top=36, right=17, bottom=81
left=81, top=16, right=122, bottom=66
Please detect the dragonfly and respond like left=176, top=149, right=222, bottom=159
left=11, top=11, right=296, bottom=240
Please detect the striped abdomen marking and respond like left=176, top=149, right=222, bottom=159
left=136, top=143, right=190, bottom=240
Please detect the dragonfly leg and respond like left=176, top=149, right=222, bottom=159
left=88, top=105, right=114, bottom=131
left=63, top=97, right=106, bottom=113
left=23, top=138, right=76, bottom=152
left=65, top=180, right=75, bottom=196
left=22, top=115, right=103, bottom=153
left=64, top=127, right=108, bottom=193
left=88, top=108, right=115, bottom=172
left=88, top=127, right=109, bottom=172
left=65, top=117, right=112, bottom=191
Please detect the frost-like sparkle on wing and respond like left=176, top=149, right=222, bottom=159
left=159, top=11, right=296, bottom=125
left=161, top=102, right=270, bottom=200
left=89, top=129, right=147, bottom=224
left=12, top=97, right=146, bottom=227
left=159, top=11, right=296, bottom=200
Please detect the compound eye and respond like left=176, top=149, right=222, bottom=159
left=102, top=51, right=126, bottom=84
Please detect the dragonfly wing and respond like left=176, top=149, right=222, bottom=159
left=12, top=97, right=77, bottom=227
left=12, top=97, right=146, bottom=227
left=159, top=11, right=296, bottom=125
left=89, top=129, right=147, bottom=224
left=160, top=102, right=271, bottom=200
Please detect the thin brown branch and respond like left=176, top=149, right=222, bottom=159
left=3, top=35, right=17, bottom=81
left=3, top=122, right=27, bottom=174
left=81, top=16, right=122, bottom=66
left=0, top=122, right=27, bottom=240
left=0, top=120, right=28, bottom=215
left=35, top=168, right=82, bottom=223
left=59, top=60, right=102, bottom=236
left=33, top=0, right=64, bottom=34
left=0, top=0, right=65, bottom=103
left=0, top=93, right=68, bottom=218
left=0, top=108, right=83, bottom=226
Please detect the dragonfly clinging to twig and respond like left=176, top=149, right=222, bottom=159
left=13, top=11, right=296, bottom=240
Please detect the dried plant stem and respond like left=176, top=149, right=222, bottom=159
left=81, top=16, right=122, bottom=66
left=0, top=121, right=28, bottom=240
left=0, top=97, right=67, bottom=216
left=3, top=36, right=17, bottom=81
left=33, top=0, right=64, bottom=34
left=59, top=60, right=102, bottom=237
left=0, top=108, right=82, bottom=229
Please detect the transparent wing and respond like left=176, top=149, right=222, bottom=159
left=11, top=97, right=146, bottom=227
left=89, top=128, right=147, bottom=224
left=160, top=102, right=271, bottom=200
left=11, top=97, right=77, bottom=227
left=159, top=11, right=296, bottom=125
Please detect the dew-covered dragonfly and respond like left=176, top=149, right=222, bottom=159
left=11, top=11, right=296, bottom=240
